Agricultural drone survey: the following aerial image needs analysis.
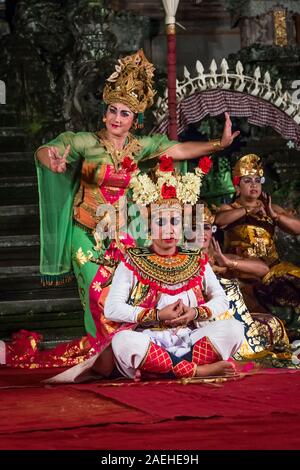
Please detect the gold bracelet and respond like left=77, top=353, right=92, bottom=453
left=137, top=308, right=158, bottom=323
left=230, top=260, right=239, bottom=269
left=194, top=306, right=212, bottom=321
left=210, top=139, right=224, bottom=152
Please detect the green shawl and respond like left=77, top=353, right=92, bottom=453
left=35, top=131, right=177, bottom=284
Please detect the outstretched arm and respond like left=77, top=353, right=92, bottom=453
left=168, top=113, right=240, bottom=161
left=212, top=239, right=269, bottom=278
left=214, top=204, right=246, bottom=227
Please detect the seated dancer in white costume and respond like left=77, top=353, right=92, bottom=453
left=45, top=155, right=244, bottom=383
left=104, top=156, right=245, bottom=380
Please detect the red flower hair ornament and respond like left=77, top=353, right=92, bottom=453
left=197, top=156, right=212, bottom=174
left=161, top=183, right=177, bottom=199
left=159, top=155, right=174, bottom=172
left=130, top=154, right=209, bottom=206
left=232, top=176, right=240, bottom=187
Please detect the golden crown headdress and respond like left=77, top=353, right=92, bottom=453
left=130, top=155, right=212, bottom=209
left=103, top=49, right=156, bottom=123
left=232, top=154, right=264, bottom=178
left=203, top=206, right=215, bottom=225
left=192, top=204, right=215, bottom=230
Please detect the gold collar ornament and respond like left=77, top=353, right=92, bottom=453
left=121, top=247, right=208, bottom=295
left=97, top=129, right=141, bottom=170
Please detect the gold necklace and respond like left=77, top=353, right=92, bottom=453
left=236, top=199, right=261, bottom=210
left=97, top=129, right=141, bottom=170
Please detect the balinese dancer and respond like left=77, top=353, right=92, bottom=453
left=215, top=154, right=300, bottom=340
left=35, top=49, right=239, bottom=344
left=200, top=206, right=290, bottom=364
left=34, top=155, right=245, bottom=383
left=103, top=157, right=245, bottom=380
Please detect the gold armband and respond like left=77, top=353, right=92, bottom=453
left=194, top=306, right=212, bottom=321
left=137, top=308, right=158, bottom=324
left=230, top=260, right=239, bottom=269
left=210, top=139, right=224, bottom=152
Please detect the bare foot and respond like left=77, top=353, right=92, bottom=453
left=92, top=345, right=115, bottom=378
left=196, top=360, right=236, bottom=377
left=227, top=358, right=256, bottom=373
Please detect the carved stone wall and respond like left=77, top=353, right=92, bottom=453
left=225, top=0, right=300, bottom=48
left=0, top=0, right=150, bottom=142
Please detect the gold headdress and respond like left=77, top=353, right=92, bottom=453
left=103, top=49, right=156, bottom=125
left=232, top=154, right=264, bottom=178
left=192, top=205, right=215, bottom=235
left=130, top=155, right=210, bottom=209
left=203, top=206, right=215, bottom=225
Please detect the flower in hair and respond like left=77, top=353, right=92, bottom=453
left=196, top=156, right=212, bottom=175
left=232, top=176, right=240, bottom=186
left=159, top=155, right=174, bottom=172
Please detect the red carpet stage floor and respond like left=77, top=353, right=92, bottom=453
left=1, top=366, right=300, bottom=450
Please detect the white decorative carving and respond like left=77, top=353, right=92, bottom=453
left=153, top=58, right=300, bottom=125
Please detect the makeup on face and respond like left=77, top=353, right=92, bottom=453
left=241, top=176, right=262, bottom=185
left=107, top=104, right=134, bottom=120
left=105, top=103, right=135, bottom=134
left=151, top=211, right=182, bottom=241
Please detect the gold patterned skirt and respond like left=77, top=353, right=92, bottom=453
left=218, top=277, right=292, bottom=365
left=256, top=261, right=300, bottom=341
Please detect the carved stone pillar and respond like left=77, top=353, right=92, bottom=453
left=70, top=0, right=116, bottom=63
left=225, top=0, right=300, bottom=47
left=0, top=0, right=73, bottom=143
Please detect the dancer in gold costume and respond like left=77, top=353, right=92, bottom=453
left=215, top=155, right=300, bottom=341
